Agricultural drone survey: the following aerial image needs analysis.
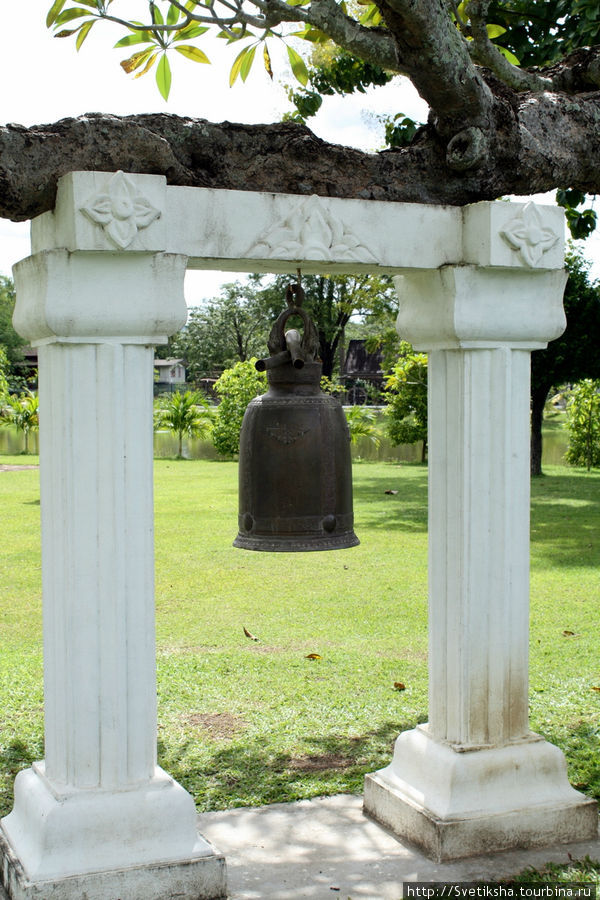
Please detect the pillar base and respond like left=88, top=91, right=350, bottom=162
left=0, top=764, right=227, bottom=899
left=363, top=725, right=598, bottom=862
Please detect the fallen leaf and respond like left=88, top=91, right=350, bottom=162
left=243, top=626, right=259, bottom=641
left=393, top=682, right=406, bottom=691
left=591, top=686, right=600, bottom=693
left=305, top=653, right=322, bottom=660
left=384, top=489, right=398, bottom=495
left=562, top=630, right=576, bottom=636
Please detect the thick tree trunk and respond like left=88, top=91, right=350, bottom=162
left=530, top=384, right=549, bottom=478
left=1, top=81, right=600, bottom=222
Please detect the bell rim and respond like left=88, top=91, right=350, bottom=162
left=233, top=532, right=360, bottom=552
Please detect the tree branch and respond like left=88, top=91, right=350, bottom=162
left=1, top=91, right=599, bottom=224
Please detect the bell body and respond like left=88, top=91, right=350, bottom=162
left=234, top=361, right=359, bottom=552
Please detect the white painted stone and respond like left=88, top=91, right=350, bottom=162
left=1, top=249, right=226, bottom=899
left=363, top=262, right=598, bottom=858
left=463, top=200, right=564, bottom=270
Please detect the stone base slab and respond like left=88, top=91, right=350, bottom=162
left=0, top=763, right=227, bottom=898
left=363, top=726, right=598, bottom=862
left=0, top=828, right=226, bottom=900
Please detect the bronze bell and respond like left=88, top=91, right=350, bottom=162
left=234, top=284, right=359, bottom=552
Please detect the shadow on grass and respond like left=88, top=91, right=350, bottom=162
left=537, top=720, right=600, bottom=803
left=531, top=471, right=600, bottom=569
left=158, top=718, right=422, bottom=812
left=354, top=465, right=428, bottom=533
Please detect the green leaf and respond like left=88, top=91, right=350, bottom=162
left=174, top=44, right=210, bottom=63
left=156, top=53, right=172, bottom=100
left=167, top=3, right=181, bottom=26
left=173, top=24, right=209, bottom=41
left=496, top=45, right=520, bottom=65
left=240, top=44, right=256, bottom=81
left=290, top=26, right=329, bottom=43
left=76, top=18, right=95, bottom=49
left=286, top=45, right=309, bottom=86
left=486, top=23, right=506, bottom=39
left=229, top=44, right=252, bottom=86
left=114, top=32, right=154, bottom=48
left=46, top=0, right=67, bottom=27
left=54, top=7, right=93, bottom=25
left=151, top=3, right=164, bottom=26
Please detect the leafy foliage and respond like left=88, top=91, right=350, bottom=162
left=287, top=51, right=393, bottom=123
left=486, top=0, right=600, bottom=68
left=154, top=390, right=213, bottom=458
left=531, top=248, right=600, bottom=475
left=170, top=281, right=270, bottom=380
left=0, top=348, right=10, bottom=403
left=383, top=342, right=428, bottom=458
left=212, top=359, right=266, bottom=456
left=565, top=379, right=600, bottom=470
left=0, top=277, right=26, bottom=379
left=344, top=405, right=380, bottom=446
left=259, top=273, right=396, bottom=379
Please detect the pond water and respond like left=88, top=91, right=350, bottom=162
left=1, top=422, right=569, bottom=466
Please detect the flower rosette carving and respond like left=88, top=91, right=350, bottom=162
left=500, top=202, right=560, bottom=267
left=80, top=171, right=161, bottom=249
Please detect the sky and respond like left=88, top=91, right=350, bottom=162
left=1, top=1, right=599, bottom=301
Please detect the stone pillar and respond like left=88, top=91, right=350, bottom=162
left=0, top=248, right=226, bottom=899
left=364, top=260, right=598, bottom=860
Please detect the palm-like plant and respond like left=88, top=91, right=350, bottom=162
left=154, top=390, right=212, bottom=458
left=2, top=391, right=39, bottom=454
left=344, top=405, right=380, bottom=447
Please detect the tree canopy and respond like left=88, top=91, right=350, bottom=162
left=530, top=248, right=600, bottom=475
left=1, top=2, right=600, bottom=221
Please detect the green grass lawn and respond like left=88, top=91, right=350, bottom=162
left=0, top=457, right=598, bottom=841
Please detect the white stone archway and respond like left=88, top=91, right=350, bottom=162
left=0, top=172, right=596, bottom=899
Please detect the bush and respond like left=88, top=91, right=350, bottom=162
left=212, top=360, right=266, bottom=457
left=565, top=379, right=600, bottom=470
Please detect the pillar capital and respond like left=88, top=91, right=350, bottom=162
left=394, top=265, right=567, bottom=351
left=12, top=249, right=188, bottom=346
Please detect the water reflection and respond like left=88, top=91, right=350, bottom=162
left=1, top=424, right=569, bottom=466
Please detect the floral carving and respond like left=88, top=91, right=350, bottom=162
left=500, top=202, right=560, bottom=267
left=80, top=171, right=161, bottom=249
left=248, top=194, right=377, bottom=263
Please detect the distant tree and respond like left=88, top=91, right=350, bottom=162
left=0, top=276, right=26, bottom=380
left=212, top=360, right=266, bottom=457
left=2, top=391, right=39, bottom=454
left=565, top=380, right=600, bottom=471
left=154, top=390, right=212, bottom=458
left=530, top=250, right=600, bottom=476
left=384, top=342, right=428, bottom=462
left=169, top=280, right=270, bottom=380
left=260, top=273, right=396, bottom=379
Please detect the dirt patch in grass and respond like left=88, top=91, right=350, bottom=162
left=287, top=753, right=356, bottom=772
left=0, top=465, right=39, bottom=472
left=185, top=712, right=247, bottom=740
